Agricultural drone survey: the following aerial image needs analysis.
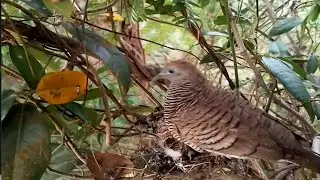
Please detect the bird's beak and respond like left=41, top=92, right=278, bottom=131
left=152, top=72, right=165, bottom=82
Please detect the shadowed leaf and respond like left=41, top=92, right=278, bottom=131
left=268, top=40, right=290, bottom=57
left=269, top=17, right=303, bottom=37
left=312, top=102, right=320, bottom=120
left=1, top=89, right=16, bottom=122
left=63, top=102, right=100, bottom=126
left=76, top=88, right=102, bottom=101
left=263, top=57, right=310, bottom=102
left=200, top=54, right=224, bottom=64
left=9, top=45, right=45, bottom=89
left=278, top=57, right=307, bottom=79
left=20, top=0, right=52, bottom=16
left=26, top=45, right=59, bottom=72
left=1, top=103, right=51, bottom=180
left=62, top=23, right=131, bottom=97
left=301, top=4, right=320, bottom=36
left=262, top=57, right=314, bottom=121
left=214, top=15, right=250, bottom=25
left=40, top=144, right=77, bottom=180
left=198, top=0, right=210, bottom=7
left=307, top=55, right=319, bottom=74
left=42, top=0, right=73, bottom=18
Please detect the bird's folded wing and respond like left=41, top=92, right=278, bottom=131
left=168, top=88, right=302, bottom=161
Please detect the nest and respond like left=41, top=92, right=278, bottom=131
left=128, top=110, right=316, bottom=180
left=129, top=111, right=262, bottom=180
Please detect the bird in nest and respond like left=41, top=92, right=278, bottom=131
left=152, top=60, right=320, bottom=173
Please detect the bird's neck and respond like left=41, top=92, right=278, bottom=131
left=164, top=76, right=209, bottom=114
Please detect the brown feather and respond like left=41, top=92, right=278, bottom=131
left=160, top=60, right=320, bottom=172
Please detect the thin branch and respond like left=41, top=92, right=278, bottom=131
left=72, top=17, right=201, bottom=61
left=146, top=17, right=185, bottom=29
left=131, top=75, right=163, bottom=108
left=226, top=6, right=317, bottom=136
left=222, top=0, right=239, bottom=96
left=36, top=102, right=87, bottom=164
left=78, top=55, right=112, bottom=145
left=1, top=65, right=24, bottom=80
left=180, top=10, right=236, bottom=90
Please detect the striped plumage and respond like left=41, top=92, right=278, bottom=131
left=153, top=60, right=320, bottom=173
left=156, top=117, right=192, bottom=160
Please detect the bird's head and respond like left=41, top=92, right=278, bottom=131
left=152, top=60, right=202, bottom=83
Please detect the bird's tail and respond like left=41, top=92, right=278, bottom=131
left=291, top=148, right=320, bottom=173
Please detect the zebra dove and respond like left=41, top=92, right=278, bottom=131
left=152, top=60, right=320, bottom=172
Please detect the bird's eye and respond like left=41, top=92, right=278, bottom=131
left=168, top=69, right=175, bottom=74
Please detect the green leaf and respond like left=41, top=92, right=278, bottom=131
left=73, top=127, right=88, bottom=141
left=1, top=89, right=16, bottom=122
left=9, top=45, right=45, bottom=89
left=62, top=23, right=131, bottom=96
left=243, top=39, right=255, bottom=52
left=26, top=45, right=59, bottom=71
left=2, top=103, right=51, bottom=180
left=132, top=0, right=147, bottom=21
left=214, top=15, right=250, bottom=25
left=76, top=88, right=102, bottom=101
left=268, top=40, right=290, bottom=57
left=262, top=57, right=310, bottom=102
left=63, top=102, right=100, bottom=126
left=42, top=0, right=73, bottom=19
left=200, top=53, right=224, bottom=64
left=20, top=0, right=52, bottom=16
left=262, top=57, right=314, bottom=121
left=40, top=144, right=77, bottom=180
left=306, top=4, right=320, bottom=22
left=171, top=3, right=186, bottom=12
left=96, top=66, right=108, bottom=74
left=277, top=57, right=307, bottom=79
left=198, top=0, right=210, bottom=7
left=207, top=0, right=216, bottom=13
left=45, top=105, right=79, bottom=132
left=187, top=1, right=200, bottom=7
left=307, top=55, right=319, bottom=74
left=214, top=15, right=227, bottom=25
left=154, top=0, right=164, bottom=9
left=200, top=54, right=214, bottom=64
left=163, top=0, right=173, bottom=5
left=304, top=102, right=315, bottom=122
left=268, top=17, right=303, bottom=37
left=312, top=102, right=320, bottom=120
left=301, top=5, right=320, bottom=36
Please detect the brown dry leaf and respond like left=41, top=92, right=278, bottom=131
left=86, top=152, right=133, bottom=180
left=36, top=71, right=87, bottom=105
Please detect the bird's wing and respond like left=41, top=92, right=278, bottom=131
left=168, top=88, right=302, bottom=161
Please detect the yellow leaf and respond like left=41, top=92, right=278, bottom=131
left=36, top=71, right=87, bottom=105
left=113, top=13, right=124, bottom=22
